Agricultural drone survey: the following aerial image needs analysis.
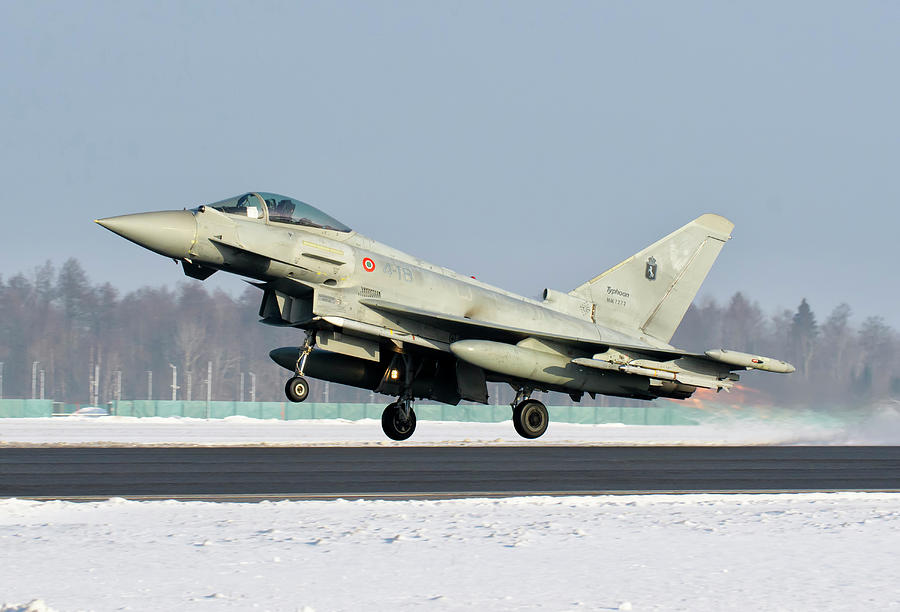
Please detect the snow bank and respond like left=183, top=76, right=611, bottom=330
left=0, top=601, right=56, bottom=612
left=3, top=402, right=899, bottom=447
left=0, top=414, right=862, bottom=446
left=1, top=494, right=898, bottom=610
left=69, top=406, right=108, bottom=417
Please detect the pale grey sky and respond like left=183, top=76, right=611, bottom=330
left=2, top=1, right=898, bottom=327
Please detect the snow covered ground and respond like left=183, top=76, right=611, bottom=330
left=2, top=493, right=900, bottom=611
left=3, top=402, right=900, bottom=447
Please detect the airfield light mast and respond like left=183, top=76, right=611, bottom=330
left=91, top=363, right=100, bottom=406
left=92, top=364, right=100, bottom=406
left=169, top=364, right=178, bottom=401
left=31, top=361, right=39, bottom=400
left=205, top=361, right=212, bottom=419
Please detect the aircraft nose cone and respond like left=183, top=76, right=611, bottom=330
left=95, top=210, right=196, bottom=259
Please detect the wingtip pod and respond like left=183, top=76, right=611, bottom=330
left=705, top=349, right=795, bottom=374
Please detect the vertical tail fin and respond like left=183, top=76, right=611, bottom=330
left=569, top=214, right=734, bottom=343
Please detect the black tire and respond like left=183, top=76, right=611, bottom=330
left=512, top=405, right=526, bottom=438
left=284, top=376, right=310, bottom=403
left=513, top=400, right=549, bottom=439
left=381, top=402, right=417, bottom=441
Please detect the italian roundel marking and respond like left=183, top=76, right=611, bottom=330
left=362, top=257, right=376, bottom=272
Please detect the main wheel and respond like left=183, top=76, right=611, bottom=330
left=512, top=400, right=549, bottom=439
left=381, top=402, right=417, bottom=441
left=284, top=376, right=310, bottom=403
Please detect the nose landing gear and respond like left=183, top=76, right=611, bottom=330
left=284, top=331, right=315, bottom=403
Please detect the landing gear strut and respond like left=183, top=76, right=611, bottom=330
left=511, top=386, right=548, bottom=439
left=284, top=330, right=316, bottom=403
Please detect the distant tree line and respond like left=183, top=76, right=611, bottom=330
left=0, top=259, right=897, bottom=407
left=0, top=259, right=310, bottom=405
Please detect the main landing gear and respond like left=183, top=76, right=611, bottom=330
left=380, top=353, right=417, bottom=441
left=381, top=398, right=416, bottom=441
left=284, top=331, right=315, bottom=404
left=511, top=387, right=549, bottom=439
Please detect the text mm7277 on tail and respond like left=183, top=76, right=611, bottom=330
left=97, top=193, right=793, bottom=440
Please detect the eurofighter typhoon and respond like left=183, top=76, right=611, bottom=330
left=96, top=193, right=793, bottom=440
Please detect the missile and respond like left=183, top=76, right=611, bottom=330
left=704, top=349, right=795, bottom=373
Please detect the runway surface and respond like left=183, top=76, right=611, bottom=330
left=2, top=446, right=899, bottom=500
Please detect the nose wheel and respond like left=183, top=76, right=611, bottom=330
left=382, top=401, right=417, bottom=441
left=285, top=376, right=310, bottom=403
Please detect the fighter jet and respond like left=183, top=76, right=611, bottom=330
left=96, top=192, right=793, bottom=440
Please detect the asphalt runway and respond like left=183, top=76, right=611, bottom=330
left=2, top=446, right=899, bottom=501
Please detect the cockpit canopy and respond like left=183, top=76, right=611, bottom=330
left=206, top=192, right=351, bottom=232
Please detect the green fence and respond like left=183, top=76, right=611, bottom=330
left=0, top=399, right=700, bottom=425
left=0, top=399, right=55, bottom=418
